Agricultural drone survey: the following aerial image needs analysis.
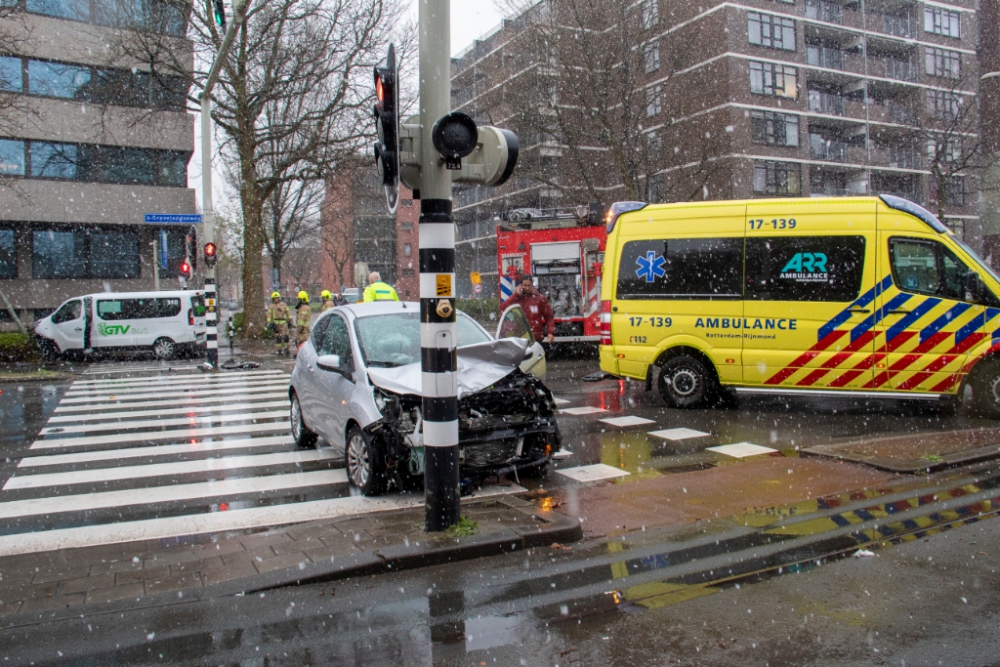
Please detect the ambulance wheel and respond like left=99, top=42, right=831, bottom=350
left=658, top=354, right=717, bottom=409
left=152, top=337, right=176, bottom=360
left=971, top=361, right=1000, bottom=418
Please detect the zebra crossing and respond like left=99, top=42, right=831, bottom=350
left=0, top=369, right=520, bottom=557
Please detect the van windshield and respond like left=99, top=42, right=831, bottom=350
left=954, top=238, right=1000, bottom=288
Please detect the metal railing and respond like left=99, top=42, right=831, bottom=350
left=805, top=0, right=844, bottom=24
left=881, top=13, right=917, bottom=38
left=884, top=58, right=918, bottom=82
left=808, top=89, right=846, bottom=115
left=806, top=45, right=845, bottom=70
left=809, top=134, right=848, bottom=162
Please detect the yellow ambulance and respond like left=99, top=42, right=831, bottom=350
left=599, top=195, right=1000, bottom=416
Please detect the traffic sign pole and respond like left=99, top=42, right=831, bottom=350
left=419, top=0, right=460, bottom=532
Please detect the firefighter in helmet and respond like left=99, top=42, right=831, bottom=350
left=267, top=292, right=290, bottom=356
left=320, top=290, right=337, bottom=312
left=294, top=290, right=311, bottom=357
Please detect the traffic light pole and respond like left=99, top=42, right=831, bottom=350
left=419, top=0, right=460, bottom=531
left=199, top=0, right=247, bottom=368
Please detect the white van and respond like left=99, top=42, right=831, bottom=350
left=35, top=291, right=207, bottom=360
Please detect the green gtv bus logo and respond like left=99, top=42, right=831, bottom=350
left=97, top=323, right=131, bottom=336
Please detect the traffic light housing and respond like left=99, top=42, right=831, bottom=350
left=373, top=44, right=399, bottom=213
left=212, top=0, right=226, bottom=28
left=204, top=242, right=218, bottom=269
left=178, top=260, right=192, bottom=281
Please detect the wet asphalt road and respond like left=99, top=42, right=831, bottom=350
left=2, top=355, right=1000, bottom=665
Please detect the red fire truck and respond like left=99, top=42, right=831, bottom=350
left=497, top=205, right=606, bottom=343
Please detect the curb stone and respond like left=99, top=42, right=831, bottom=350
left=0, top=509, right=581, bottom=628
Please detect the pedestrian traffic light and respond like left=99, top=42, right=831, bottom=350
left=373, top=44, right=399, bottom=214
left=179, top=260, right=192, bottom=280
left=212, top=0, right=226, bottom=28
left=204, top=242, right=218, bottom=268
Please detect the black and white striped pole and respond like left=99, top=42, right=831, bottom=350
left=418, top=0, right=460, bottom=531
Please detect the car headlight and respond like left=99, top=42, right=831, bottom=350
left=374, top=390, right=387, bottom=412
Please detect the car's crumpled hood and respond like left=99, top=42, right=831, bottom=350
left=367, top=338, right=531, bottom=399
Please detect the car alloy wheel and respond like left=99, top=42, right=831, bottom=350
left=152, top=337, right=176, bottom=360
left=290, top=392, right=317, bottom=448
left=345, top=425, right=388, bottom=495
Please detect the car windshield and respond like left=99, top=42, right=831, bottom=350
left=355, top=311, right=491, bottom=367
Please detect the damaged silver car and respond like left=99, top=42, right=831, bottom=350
left=288, top=301, right=561, bottom=495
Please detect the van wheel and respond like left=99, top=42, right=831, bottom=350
left=290, top=392, right=318, bottom=448
left=152, top=337, right=176, bottom=360
left=346, top=425, right=388, bottom=496
left=657, top=354, right=717, bottom=409
left=971, top=362, right=1000, bottom=418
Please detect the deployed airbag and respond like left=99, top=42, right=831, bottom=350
left=368, top=338, right=530, bottom=398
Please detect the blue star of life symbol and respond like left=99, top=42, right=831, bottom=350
left=635, top=251, right=665, bottom=283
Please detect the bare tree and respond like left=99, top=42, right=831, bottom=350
left=487, top=0, right=727, bottom=204
left=114, top=0, right=408, bottom=338
left=261, top=176, right=323, bottom=289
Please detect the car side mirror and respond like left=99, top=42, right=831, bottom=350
left=316, top=354, right=344, bottom=373
left=964, top=272, right=984, bottom=303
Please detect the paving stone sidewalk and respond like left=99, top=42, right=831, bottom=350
left=0, top=496, right=581, bottom=624
left=803, top=427, right=1000, bottom=473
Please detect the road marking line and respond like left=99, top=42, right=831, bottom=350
left=4, top=449, right=339, bottom=490
left=79, top=364, right=204, bottom=375
left=39, top=410, right=289, bottom=436
left=65, top=376, right=288, bottom=396
left=556, top=464, right=630, bottom=482
left=707, top=443, right=778, bottom=458
left=17, top=435, right=297, bottom=467
left=551, top=448, right=573, bottom=460
left=45, top=400, right=289, bottom=423
left=30, top=422, right=290, bottom=450
left=0, top=482, right=524, bottom=557
left=648, top=428, right=711, bottom=441
left=552, top=397, right=570, bottom=405
left=559, top=407, right=609, bottom=416
left=70, top=370, right=286, bottom=386
left=0, top=469, right=348, bottom=520
left=54, top=392, right=288, bottom=413
left=58, top=384, right=288, bottom=404
left=599, top=416, right=656, bottom=428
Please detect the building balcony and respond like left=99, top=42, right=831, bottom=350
left=810, top=183, right=850, bottom=196
left=809, top=134, right=849, bottom=162
left=808, top=90, right=847, bottom=116
left=805, top=0, right=844, bottom=25
left=806, top=45, right=845, bottom=70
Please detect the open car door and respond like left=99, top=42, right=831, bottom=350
left=496, top=304, right=546, bottom=377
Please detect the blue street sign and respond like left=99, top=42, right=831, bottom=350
left=145, top=214, right=203, bottom=225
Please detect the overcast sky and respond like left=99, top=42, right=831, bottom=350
left=189, top=0, right=507, bottom=211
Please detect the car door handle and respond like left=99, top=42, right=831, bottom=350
left=889, top=308, right=911, bottom=314
left=848, top=308, right=870, bottom=314
left=73, top=327, right=83, bottom=331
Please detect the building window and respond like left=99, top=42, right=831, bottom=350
left=643, top=42, right=660, bottom=73
left=750, top=110, right=799, bottom=146
left=645, top=85, right=662, bottom=116
left=746, top=236, right=866, bottom=302
left=28, top=60, right=91, bottom=100
left=32, top=227, right=140, bottom=279
left=402, top=268, right=415, bottom=276
left=927, top=136, right=963, bottom=163
left=924, top=6, right=960, bottom=38
left=403, top=243, right=412, bottom=256
left=401, top=222, right=413, bottom=231
left=926, top=89, right=962, bottom=120
left=748, top=12, right=796, bottom=51
left=749, top=61, right=797, bottom=98
left=0, top=139, right=24, bottom=175
left=641, top=0, right=659, bottom=30
left=753, top=160, right=801, bottom=195
left=0, top=228, right=15, bottom=279
left=27, top=0, right=186, bottom=37
left=645, top=132, right=662, bottom=155
left=942, top=176, right=965, bottom=206
left=925, top=47, right=961, bottom=78
left=0, top=56, right=22, bottom=92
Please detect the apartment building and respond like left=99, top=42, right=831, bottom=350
left=0, top=0, right=197, bottom=330
left=450, top=0, right=985, bottom=291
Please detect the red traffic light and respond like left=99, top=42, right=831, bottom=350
left=204, top=242, right=217, bottom=256
left=179, top=260, right=192, bottom=279
left=204, top=242, right=218, bottom=268
left=375, top=76, right=385, bottom=104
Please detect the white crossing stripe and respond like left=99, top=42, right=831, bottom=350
left=58, top=384, right=288, bottom=404
left=39, top=410, right=288, bottom=436
left=80, top=364, right=204, bottom=375
left=4, top=449, right=339, bottom=490
left=54, top=392, right=288, bottom=413
left=64, top=378, right=288, bottom=398
left=0, top=469, right=348, bottom=520
left=18, top=435, right=295, bottom=467
left=69, top=369, right=286, bottom=387
left=65, top=374, right=287, bottom=393
left=31, top=421, right=291, bottom=450
left=556, top=463, right=630, bottom=483
left=46, top=400, right=289, bottom=423
left=0, top=482, right=523, bottom=557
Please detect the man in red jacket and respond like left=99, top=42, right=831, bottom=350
left=501, top=274, right=555, bottom=343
